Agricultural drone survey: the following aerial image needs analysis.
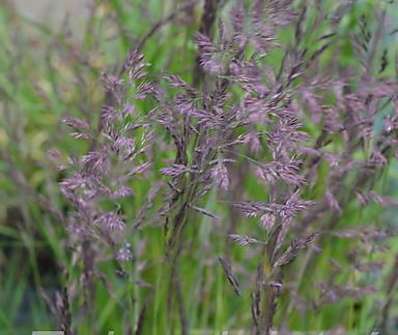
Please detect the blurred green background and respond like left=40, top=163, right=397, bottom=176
left=1, top=0, right=398, bottom=334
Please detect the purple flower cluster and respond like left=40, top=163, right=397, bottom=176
left=57, top=0, right=398, bottom=333
left=60, top=51, right=153, bottom=253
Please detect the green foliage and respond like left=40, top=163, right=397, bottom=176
left=0, top=0, right=398, bottom=334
